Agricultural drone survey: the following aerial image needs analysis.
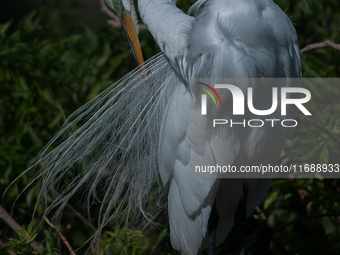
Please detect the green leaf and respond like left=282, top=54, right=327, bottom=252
left=319, top=146, right=329, bottom=164
left=264, top=189, right=279, bottom=210
left=0, top=20, right=12, bottom=38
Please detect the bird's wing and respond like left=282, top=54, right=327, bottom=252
left=160, top=83, right=241, bottom=254
left=198, top=0, right=302, bottom=248
left=153, top=0, right=302, bottom=253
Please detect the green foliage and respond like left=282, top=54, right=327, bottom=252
left=0, top=6, right=136, bottom=202
left=0, top=0, right=340, bottom=254
left=7, top=223, right=40, bottom=255
left=263, top=189, right=280, bottom=210
left=96, top=229, right=146, bottom=255
left=0, top=5, right=151, bottom=254
left=40, top=229, right=59, bottom=255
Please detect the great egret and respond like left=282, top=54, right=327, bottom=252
left=20, top=0, right=301, bottom=254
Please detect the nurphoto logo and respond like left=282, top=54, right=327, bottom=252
left=196, top=80, right=311, bottom=128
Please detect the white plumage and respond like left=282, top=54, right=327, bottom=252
left=23, top=0, right=301, bottom=254
left=139, top=1, right=300, bottom=253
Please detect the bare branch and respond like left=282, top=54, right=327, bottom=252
left=298, top=40, right=340, bottom=143
left=0, top=205, right=41, bottom=253
left=301, top=40, right=340, bottom=54
left=49, top=190, right=97, bottom=232
left=296, top=113, right=340, bottom=146
left=44, top=217, right=76, bottom=255
left=66, top=203, right=97, bottom=232
left=139, top=24, right=148, bottom=30
left=99, top=0, right=120, bottom=21
left=107, top=19, right=123, bottom=29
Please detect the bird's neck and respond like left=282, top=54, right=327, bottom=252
left=137, top=0, right=193, bottom=57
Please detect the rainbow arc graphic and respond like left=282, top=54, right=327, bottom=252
left=196, top=82, right=223, bottom=106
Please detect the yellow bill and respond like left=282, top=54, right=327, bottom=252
left=120, top=6, right=146, bottom=73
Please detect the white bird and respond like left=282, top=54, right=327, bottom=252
left=21, top=0, right=301, bottom=254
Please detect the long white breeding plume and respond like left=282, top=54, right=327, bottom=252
left=11, top=53, right=175, bottom=234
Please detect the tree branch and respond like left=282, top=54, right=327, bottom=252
left=298, top=40, right=340, bottom=144
left=99, top=0, right=120, bottom=21
left=296, top=113, right=340, bottom=146
left=300, top=40, right=340, bottom=54
left=0, top=205, right=41, bottom=253
left=48, top=190, right=97, bottom=233
left=66, top=203, right=97, bottom=232
left=44, top=217, right=76, bottom=255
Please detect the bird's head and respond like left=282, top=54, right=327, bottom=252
left=105, top=0, right=145, bottom=67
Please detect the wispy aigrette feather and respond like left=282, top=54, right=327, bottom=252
left=8, top=0, right=302, bottom=254
left=15, top=53, right=177, bottom=234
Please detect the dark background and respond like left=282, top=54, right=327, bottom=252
left=0, top=0, right=340, bottom=254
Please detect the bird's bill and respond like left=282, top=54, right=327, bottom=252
left=120, top=7, right=145, bottom=69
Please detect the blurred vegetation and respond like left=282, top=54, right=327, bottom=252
left=0, top=0, right=340, bottom=254
left=6, top=223, right=40, bottom=255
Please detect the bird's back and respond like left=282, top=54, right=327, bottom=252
left=159, top=0, right=301, bottom=254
